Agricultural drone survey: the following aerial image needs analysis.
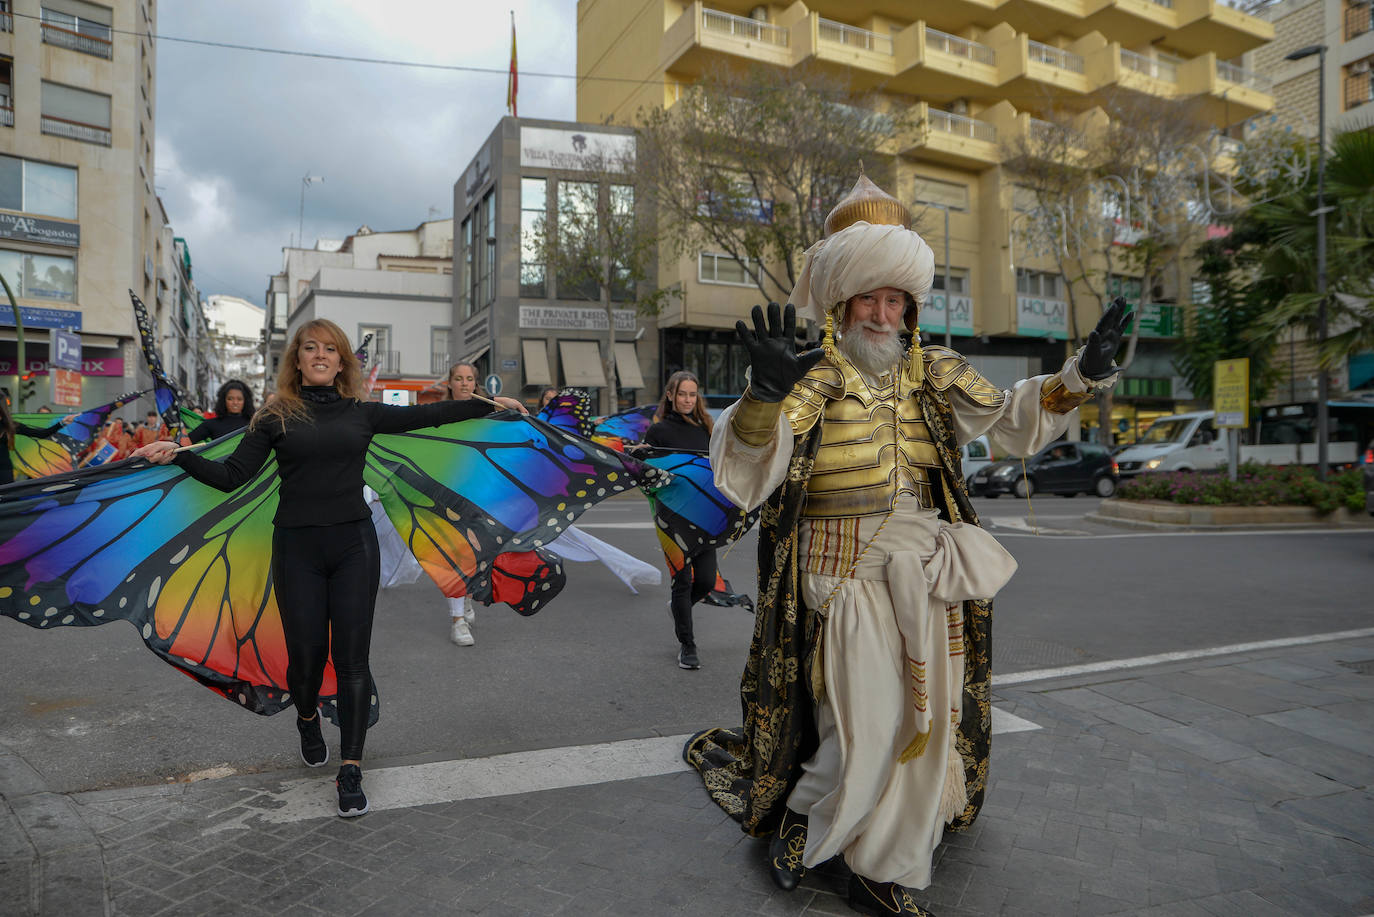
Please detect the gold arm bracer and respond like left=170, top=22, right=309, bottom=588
left=1039, top=374, right=1094, bottom=414
left=731, top=391, right=785, bottom=447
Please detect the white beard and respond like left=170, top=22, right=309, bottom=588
left=837, top=324, right=905, bottom=379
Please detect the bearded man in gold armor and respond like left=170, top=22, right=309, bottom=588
left=683, top=174, right=1129, bottom=917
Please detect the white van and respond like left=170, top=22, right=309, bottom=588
left=961, top=435, right=994, bottom=484
left=1115, top=407, right=1362, bottom=476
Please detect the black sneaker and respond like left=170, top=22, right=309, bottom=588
left=297, top=714, right=328, bottom=767
left=678, top=645, right=700, bottom=670
left=336, top=764, right=369, bottom=818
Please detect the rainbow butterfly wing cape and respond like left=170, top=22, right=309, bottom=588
left=0, top=411, right=659, bottom=721
left=12, top=390, right=148, bottom=479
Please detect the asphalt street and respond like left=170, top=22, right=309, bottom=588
left=2, top=494, right=1372, bottom=916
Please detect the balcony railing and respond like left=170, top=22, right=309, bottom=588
left=1217, top=61, right=1273, bottom=93
left=818, top=18, right=893, bottom=55
left=41, top=21, right=114, bottom=59
left=1029, top=118, right=1064, bottom=145
left=925, top=27, right=996, bottom=66
left=1144, top=0, right=1173, bottom=8
left=702, top=7, right=789, bottom=46
left=373, top=350, right=402, bottom=374
left=929, top=108, right=996, bottom=143
left=1345, top=3, right=1373, bottom=40
left=41, top=114, right=111, bottom=145
left=1028, top=40, right=1084, bottom=74
left=1121, top=49, right=1179, bottom=82
left=1, top=9, right=11, bottom=32
left=0, top=106, right=12, bottom=128
left=431, top=352, right=451, bottom=375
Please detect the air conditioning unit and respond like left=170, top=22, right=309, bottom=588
left=749, top=5, right=768, bottom=20
left=1352, top=60, right=1371, bottom=74
left=949, top=99, right=969, bottom=115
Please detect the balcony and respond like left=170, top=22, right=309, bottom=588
left=41, top=114, right=111, bottom=145
left=1182, top=52, right=1274, bottom=122
left=1121, top=48, right=1180, bottom=83
left=996, top=33, right=1093, bottom=102
left=660, top=3, right=793, bottom=80
left=0, top=106, right=11, bottom=128
left=818, top=18, right=892, bottom=55
left=1169, top=0, right=1275, bottom=59
left=41, top=21, right=113, bottom=59
left=899, top=102, right=1001, bottom=168
left=373, top=350, right=402, bottom=375
left=887, top=21, right=999, bottom=96
left=1028, top=40, right=1084, bottom=74
left=1346, top=3, right=1374, bottom=40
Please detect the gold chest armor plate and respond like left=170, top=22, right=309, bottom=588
left=802, top=379, right=940, bottom=518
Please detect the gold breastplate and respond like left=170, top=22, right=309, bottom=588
left=802, top=374, right=940, bottom=518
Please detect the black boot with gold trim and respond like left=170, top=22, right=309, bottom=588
left=767, top=807, right=808, bottom=891
left=846, top=874, right=935, bottom=916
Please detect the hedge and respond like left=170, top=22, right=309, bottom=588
left=1116, top=463, right=1366, bottom=515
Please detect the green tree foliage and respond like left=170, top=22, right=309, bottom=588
left=1172, top=240, right=1277, bottom=403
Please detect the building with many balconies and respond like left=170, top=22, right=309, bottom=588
left=578, top=0, right=1276, bottom=437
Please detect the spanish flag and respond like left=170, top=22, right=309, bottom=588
left=506, top=12, right=518, bottom=117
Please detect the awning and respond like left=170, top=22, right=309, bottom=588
left=460, top=343, right=490, bottom=365
left=614, top=342, right=645, bottom=389
left=522, top=339, right=552, bottom=386
left=559, top=340, right=606, bottom=387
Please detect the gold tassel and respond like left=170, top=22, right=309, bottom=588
left=939, top=738, right=969, bottom=824
left=898, top=725, right=932, bottom=763
left=902, top=324, right=925, bottom=389
left=822, top=306, right=838, bottom=362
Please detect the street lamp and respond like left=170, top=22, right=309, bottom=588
left=1284, top=43, right=1330, bottom=479
left=297, top=174, right=324, bottom=249
left=926, top=202, right=955, bottom=346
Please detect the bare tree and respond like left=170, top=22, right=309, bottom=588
left=1004, top=93, right=1219, bottom=442
left=524, top=146, right=677, bottom=414
left=633, top=64, right=918, bottom=304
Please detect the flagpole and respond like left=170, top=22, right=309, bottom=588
left=507, top=10, right=518, bottom=118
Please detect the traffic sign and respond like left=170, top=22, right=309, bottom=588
left=485, top=374, right=502, bottom=396
left=1213, top=358, right=1249, bottom=428
left=51, top=368, right=82, bottom=406
left=52, top=329, right=81, bottom=371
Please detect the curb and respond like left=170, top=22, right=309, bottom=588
left=1083, top=511, right=1374, bottom=532
left=0, top=746, right=109, bottom=917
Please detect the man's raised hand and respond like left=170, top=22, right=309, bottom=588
left=737, top=303, right=824, bottom=403
left=1079, top=297, right=1133, bottom=381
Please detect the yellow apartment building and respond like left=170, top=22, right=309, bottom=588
left=1, top=0, right=161, bottom=408
left=577, top=0, right=1275, bottom=437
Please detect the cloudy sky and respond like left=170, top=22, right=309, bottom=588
left=155, top=0, right=577, bottom=305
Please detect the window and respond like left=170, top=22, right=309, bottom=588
left=520, top=177, right=546, bottom=298
left=1011, top=185, right=1039, bottom=213
left=1016, top=268, right=1061, bottom=299
left=0, top=248, right=76, bottom=301
left=931, top=267, right=969, bottom=295
left=1108, top=274, right=1143, bottom=305
left=1190, top=279, right=1211, bottom=305
left=40, top=1, right=113, bottom=58
left=459, top=215, right=473, bottom=317
left=40, top=80, right=111, bottom=145
left=699, top=252, right=758, bottom=286
left=357, top=324, right=395, bottom=374
left=462, top=190, right=494, bottom=317
left=556, top=180, right=599, bottom=300
left=913, top=175, right=968, bottom=211
left=430, top=327, right=451, bottom=375
left=0, top=154, right=78, bottom=219
left=609, top=184, right=634, bottom=302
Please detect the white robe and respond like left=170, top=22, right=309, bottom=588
left=710, top=354, right=1092, bottom=887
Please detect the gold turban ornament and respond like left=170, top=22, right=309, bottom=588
left=799, top=170, right=930, bottom=388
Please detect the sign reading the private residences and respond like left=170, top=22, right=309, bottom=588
left=1015, top=295, right=1068, bottom=339
left=0, top=213, right=79, bottom=248
left=519, top=127, right=636, bottom=173
left=519, top=305, right=636, bottom=332
left=0, top=305, right=83, bottom=330
left=923, top=294, right=974, bottom=337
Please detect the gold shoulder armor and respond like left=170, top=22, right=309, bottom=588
left=782, top=359, right=844, bottom=436
left=922, top=345, right=1006, bottom=407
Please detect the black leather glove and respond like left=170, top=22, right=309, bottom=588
left=1079, top=297, right=1133, bottom=381
left=735, top=303, right=824, bottom=403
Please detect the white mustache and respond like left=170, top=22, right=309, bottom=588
left=858, top=322, right=896, bottom=334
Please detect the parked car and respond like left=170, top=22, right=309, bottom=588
left=969, top=440, right=1119, bottom=498
left=1364, top=443, right=1374, bottom=516
left=961, top=435, right=994, bottom=486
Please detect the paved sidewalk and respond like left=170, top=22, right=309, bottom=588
left=3, top=635, right=1373, bottom=917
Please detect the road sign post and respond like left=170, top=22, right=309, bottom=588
left=485, top=374, right=502, bottom=397
left=1213, top=358, right=1250, bottom=482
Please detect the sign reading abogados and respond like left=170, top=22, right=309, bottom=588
left=1213, top=358, right=1249, bottom=428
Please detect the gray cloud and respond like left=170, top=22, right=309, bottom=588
left=154, top=0, right=575, bottom=304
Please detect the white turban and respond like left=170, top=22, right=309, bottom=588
left=790, top=221, right=936, bottom=326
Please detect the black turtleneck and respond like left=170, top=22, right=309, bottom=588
left=173, top=386, right=494, bottom=527
left=643, top=409, right=710, bottom=452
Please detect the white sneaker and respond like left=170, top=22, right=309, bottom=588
left=464, top=602, right=475, bottom=624
left=449, top=617, right=474, bottom=646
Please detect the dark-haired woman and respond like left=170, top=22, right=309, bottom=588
left=135, top=321, right=522, bottom=817
left=188, top=380, right=257, bottom=443
left=643, top=371, right=715, bottom=671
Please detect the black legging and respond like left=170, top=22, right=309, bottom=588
left=670, top=548, right=717, bottom=648
left=271, top=519, right=381, bottom=761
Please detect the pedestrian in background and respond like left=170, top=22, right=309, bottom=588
left=189, top=380, right=256, bottom=443
left=538, top=386, right=559, bottom=409
left=642, top=370, right=715, bottom=670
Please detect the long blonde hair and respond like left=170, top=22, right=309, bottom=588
left=653, top=370, right=712, bottom=432
left=253, top=319, right=363, bottom=430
